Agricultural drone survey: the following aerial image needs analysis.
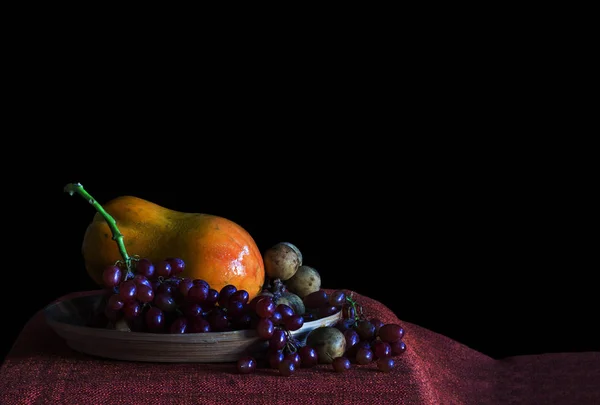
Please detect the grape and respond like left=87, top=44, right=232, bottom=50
left=154, top=292, right=177, bottom=312
left=284, top=352, right=301, bottom=368
left=118, top=280, right=137, bottom=302
left=390, top=340, right=407, bottom=355
left=278, top=359, right=295, bottom=376
left=188, top=317, right=211, bottom=333
left=178, top=278, right=194, bottom=298
left=268, top=350, right=285, bottom=369
left=136, top=258, right=155, bottom=279
left=155, top=260, right=172, bottom=278
left=166, top=257, right=185, bottom=276
left=334, top=318, right=354, bottom=333
left=226, top=300, right=245, bottom=318
left=343, top=329, right=360, bottom=351
left=270, top=311, right=283, bottom=325
left=355, top=320, right=376, bottom=341
left=183, top=303, right=205, bottom=318
left=230, top=290, right=249, bottom=305
left=169, top=317, right=188, bottom=334
left=318, top=305, right=339, bottom=318
left=342, top=304, right=356, bottom=319
left=122, top=300, right=141, bottom=320
left=102, top=265, right=122, bottom=288
left=328, top=290, right=346, bottom=307
left=107, top=294, right=124, bottom=311
left=303, top=290, right=328, bottom=309
left=236, top=356, right=256, bottom=374
left=207, top=308, right=229, bottom=331
left=302, top=313, right=315, bottom=322
left=373, top=340, right=392, bottom=358
left=193, top=279, right=210, bottom=288
left=205, top=289, right=219, bottom=307
left=332, top=357, right=351, bottom=372
left=135, top=284, right=154, bottom=303
left=298, top=346, right=318, bottom=367
left=370, top=318, right=385, bottom=335
left=377, top=357, right=395, bottom=372
left=283, top=314, right=304, bottom=331
left=276, top=304, right=294, bottom=320
left=378, top=324, right=404, bottom=343
left=256, top=317, right=274, bottom=339
left=132, top=274, right=152, bottom=289
left=156, top=282, right=176, bottom=295
left=218, top=285, right=237, bottom=307
left=145, top=307, right=165, bottom=332
left=187, top=284, right=209, bottom=303
left=355, top=347, right=374, bottom=365
left=255, top=296, right=276, bottom=318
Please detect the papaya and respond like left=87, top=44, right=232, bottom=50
left=81, top=195, right=265, bottom=300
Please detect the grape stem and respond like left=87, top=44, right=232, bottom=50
left=64, top=183, right=134, bottom=279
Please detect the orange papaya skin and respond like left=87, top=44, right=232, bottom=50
left=82, top=196, right=265, bottom=300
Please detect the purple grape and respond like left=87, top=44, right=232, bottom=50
left=269, top=329, right=287, bottom=350
left=107, top=294, right=124, bottom=311
left=193, top=279, right=210, bottom=288
left=118, top=280, right=137, bottom=302
left=344, top=329, right=360, bottom=351
left=284, top=314, right=304, bottom=331
left=298, top=346, right=318, bottom=367
left=378, top=324, right=404, bottom=343
left=270, top=311, right=283, bottom=325
left=102, top=265, right=122, bottom=288
left=303, top=290, right=328, bottom=309
left=255, top=297, right=276, bottom=319
left=236, top=356, right=257, bottom=374
left=373, top=340, right=392, bottom=358
left=122, top=300, right=141, bottom=320
left=278, top=359, right=295, bottom=376
left=284, top=352, right=301, bottom=368
left=166, top=257, right=185, bottom=276
left=187, top=284, right=209, bottom=303
left=342, top=304, right=356, bottom=319
left=370, top=318, right=385, bottom=335
left=154, top=292, right=177, bottom=312
left=218, top=285, right=237, bottom=307
left=132, top=274, right=152, bottom=289
left=226, top=300, right=245, bottom=318
left=332, top=356, right=351, bottom=372
left=178, top=278, right=194, bottom=298
left=155, top=260, right=172, bottom=278
left=318, top=305, right=339, bottom=318
left=276, top=304, right=294, bottom=319
left=145, top=307, right=165, bottom=332
left=136, top=258, right=155, bottom=279
left=377, top=357, right=395, bottom=372
left=334, top=318, right=355, bottom=333
left=207, top=308, right=228, bottom=331
left=390, top=340, right=407, bottom=355
left=256, top=317, right=274, bottom=339
left=169, top=317, right=188, bottom=334
left=156, top=282, right=176, bottom=295
left=328, top=290, right=346, bottom=307
left=205, top=289, right=219, bottom=308
left=356, top=347, right=374, bottom=365
left=230, top=290, right=249, bottom=305
left=355, top=320, right=376, bottom=341
left=183, top=303, right=206, bottom=318
left=268, top=350, right=284, bottom=369
left=135, top=284, right=154, bottom=303
left=188, top=317, right=211, bottom=333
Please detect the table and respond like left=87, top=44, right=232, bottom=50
left=1, top=290, right=599, bottom=404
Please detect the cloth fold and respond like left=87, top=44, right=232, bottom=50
left=1, top=290, right=598, bottom=405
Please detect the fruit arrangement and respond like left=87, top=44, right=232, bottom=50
left=65, top=183, right=407, bottom=375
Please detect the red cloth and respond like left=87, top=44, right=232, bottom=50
left=1, top=290, right=599, bottom=405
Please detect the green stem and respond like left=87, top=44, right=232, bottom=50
left=64, top=183, right=134, bottom=277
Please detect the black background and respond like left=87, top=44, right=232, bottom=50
left=3, top=136, right=597, bottom=364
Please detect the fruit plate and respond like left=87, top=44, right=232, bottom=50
left=43, top=292, right=342, bottom=363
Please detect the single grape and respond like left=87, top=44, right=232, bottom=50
left=270, top=311, right=283, bottom=325
left=132, top=274, right=152, bottom=289
left=390, top=340, right=407, bottom=355
left=356, top=347, right=374, bottom=365
left=178, top=278, right=194, bottom=298
left=328, top=290, right=346, bottom=307
left=355, top=320, right=376, bottom=341
left=207, top=308, right=229, bottom=332
left=284, top=314, right=304, bottom=331
left=276, top=304, right=294, bottom=320
left=255, top=296, right=276, bottom=319
left=342, top=304, right=356, bottom=320
left=156, top=282, right=176, bottom=295
left=102, top=265, right=122, bottom=288
left=187, top=284, right=209, bottom=303
left=145, top=307, right=165, bottom=332
left=344, top=329, right=360, bottom=351
left=373, top=340, right=392, bottom=358
left=370, top=318, right=385, bottom=335
left=154, top=292, right=177, bottom=312
left=318, top=305, right=339, bottom=318
left=378, top=324, right=404, bottom=343
left=218, top=285, right=237, bottom=307
left=256, top=317, right=274, bottom=339
left=136, top=258, right=155, bottom=279
left=122, top=300, right=141, bottom=320
left=269, top=329, right=287, bottom=351
left=284, top=352, right=301, bottom=368
left=226, top=300, right=246, bottom=318
left=346, top=340, right=371, bottom=358
left=205, top=289, right=219, bottom=308
left=268, top=350, right=285, bottom=369
left=230, top=290, right=249, bottom=305
left=303, top=290, right=328, bottom=309
left=278, top=359, right=295, bottom=376
left=107, top=294, right=124, bottom=311
left=193, top=279, right=210, bottom=288
left=166, top=257, right=185, bottom=276
left=298, top=346, right=318, bottom=367
left=236, top=356, right=257, bottom=374
left=332, top=356, right=351, bottom=372
left=377, top=357, right=395, bottom=372
left=135, top=284, right=154, bottom=303
left=118, top=280, right=137, bottom=302
left=169, top=317, right=188, bottom=334
left=334, top=318, right=355, bottom=333
left=183, top=303, right=206, bottom=318
left=155, top=260, right=172, bottom=278
left=188, top=317, right=211, bottom=333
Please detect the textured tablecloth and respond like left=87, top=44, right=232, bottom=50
left=1, top=290, right=598, bottom=405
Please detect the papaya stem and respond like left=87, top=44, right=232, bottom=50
left=64, top=183, right=134, bottom=278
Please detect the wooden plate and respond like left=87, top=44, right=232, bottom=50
left=43, top=292, right=342, bottom=363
